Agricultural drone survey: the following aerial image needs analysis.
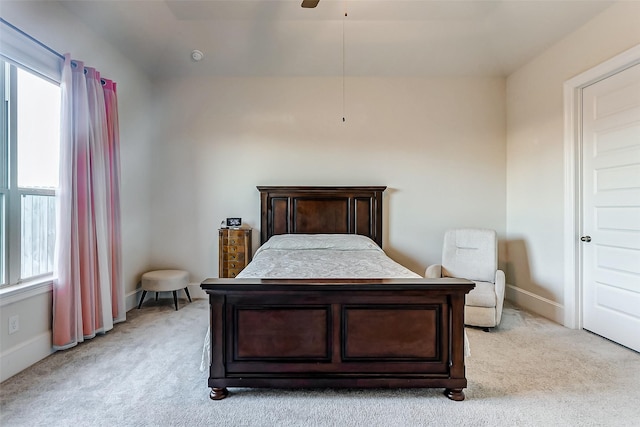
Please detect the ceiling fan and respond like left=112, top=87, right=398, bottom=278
left=301, top=0, right=320, bottom=8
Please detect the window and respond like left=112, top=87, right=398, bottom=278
left=1, top=60, right=61, bottom=287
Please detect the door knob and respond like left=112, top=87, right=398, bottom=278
left=581, top=236, right=591, bottom=242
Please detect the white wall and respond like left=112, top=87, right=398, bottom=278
left=150, top=76, right=507, bottom=296
left=505, top=2, right=640, bottom=322
left=0, top=1, right=154, bottom=381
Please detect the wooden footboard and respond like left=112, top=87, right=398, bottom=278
left=201, top=278, right=474, bottom=401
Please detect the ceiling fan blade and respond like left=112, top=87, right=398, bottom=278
left=301, top=0, right=320, bottom=8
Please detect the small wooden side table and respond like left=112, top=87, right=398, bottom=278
left=218, top=228, right=252, bottom=278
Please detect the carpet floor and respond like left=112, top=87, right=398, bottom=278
left=1, top=298, right=639, bottom=426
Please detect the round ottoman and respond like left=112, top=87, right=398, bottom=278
left=137, top=269, right=192, bottom=311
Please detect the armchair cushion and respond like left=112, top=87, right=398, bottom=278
left=465, top=281, right=496, bottom=308
left=441, top=229, right=497, bottom=283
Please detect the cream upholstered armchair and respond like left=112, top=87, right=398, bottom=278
left=425, top=228, right=505, bottom=329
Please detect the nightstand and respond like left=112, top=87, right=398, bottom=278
left=218, top=228, right=252, bottom=278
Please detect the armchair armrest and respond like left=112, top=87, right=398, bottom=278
left=495, top=269, right=506, bottom=325
left=425, top=264, right=442, bottom=278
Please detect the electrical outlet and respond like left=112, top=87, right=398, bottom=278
left=8, top=315, right=19, bottom=334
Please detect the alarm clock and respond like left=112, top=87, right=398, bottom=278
left=225, top=217, right=242, bottom=228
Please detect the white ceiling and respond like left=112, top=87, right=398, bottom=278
left=58, top=0, right=616, bottom=78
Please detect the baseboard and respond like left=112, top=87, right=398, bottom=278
left=125, top=288, right=141, bottom=312
left=506, top=284, right=564, bottom=324
left=0, top=331, right=53, bottom=383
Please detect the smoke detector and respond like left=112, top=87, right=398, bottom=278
left=191, top=50, right=204, bottom=62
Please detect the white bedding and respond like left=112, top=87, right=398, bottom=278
left=237, top=234, right=421, bottom=279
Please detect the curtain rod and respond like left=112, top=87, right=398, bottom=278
left=0, top=17, right=65, bottom=60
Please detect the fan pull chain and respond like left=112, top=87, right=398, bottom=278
left=342, top=10, right=347, bottom=122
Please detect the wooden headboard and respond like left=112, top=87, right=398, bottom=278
left=257, top=186, right=386, bottom=247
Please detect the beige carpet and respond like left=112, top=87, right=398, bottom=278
left=1, top=298, right=638, bottom=426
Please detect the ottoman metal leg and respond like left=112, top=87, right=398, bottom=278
left=137, top=290, right=148, bottom=309
left=172, top=291, right=179, bottom=311
left=184, top=287, right=192, bottom=302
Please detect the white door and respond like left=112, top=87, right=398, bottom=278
left=582, top=63, right=640, bottom=352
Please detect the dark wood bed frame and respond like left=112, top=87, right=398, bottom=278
left=201, top=186, right=474, bottom=401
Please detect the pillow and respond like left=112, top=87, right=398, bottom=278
left=257, top=234, right=381, bottom=253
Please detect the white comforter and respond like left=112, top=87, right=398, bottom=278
left=237, top=234, right=421, bottom=279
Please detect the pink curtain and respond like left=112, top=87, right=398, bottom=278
left=53, top=54, right=125, bottom=350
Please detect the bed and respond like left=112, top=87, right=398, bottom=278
left=200, top=186, right=474, bottom=401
